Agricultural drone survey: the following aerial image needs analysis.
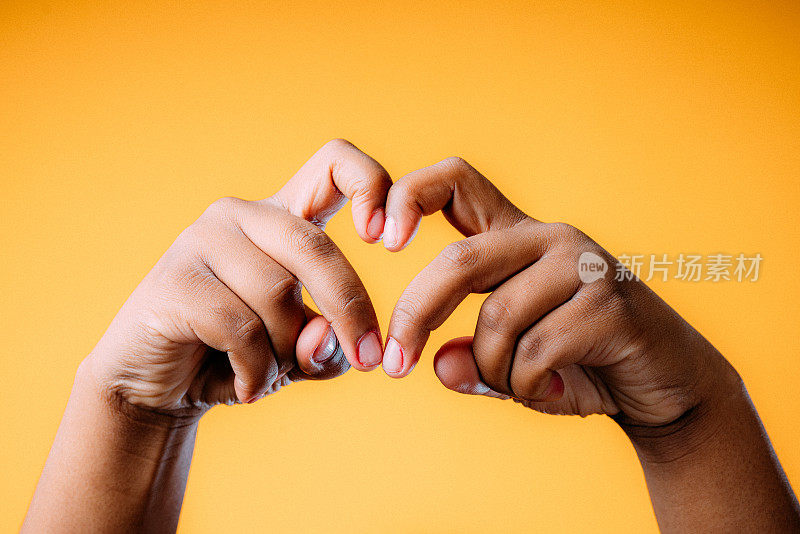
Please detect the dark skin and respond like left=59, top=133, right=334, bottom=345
left=381, top=157, right=800, bottom=532
left=23, top=140, right=392, bottom=532
left=25, top=144, right=800, bottom=533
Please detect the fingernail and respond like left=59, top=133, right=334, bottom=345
left=357, top=330, right=383, bottom=367
left=471, top=382, right=491, bottom=395
left=382, top=337, right=404, bottom=374
left=383, top=217, right=397, bottom=249
left=312, top=326, right=339, bottom=364
left=366, top=208, right=385, bottom=240
left=541, top=371, right=564, bottom=401
left=246, top=392, right=264, bottom=404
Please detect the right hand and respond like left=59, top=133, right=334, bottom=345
left=85, top=139, right=392, bottom=417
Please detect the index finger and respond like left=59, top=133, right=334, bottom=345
left=229, top=200, right=384, bottom=371
left=272, top=138, right=394, bottom=243
left=382, top=157, right=529, bottom=251
left=383, top=221, right=548, bottom=377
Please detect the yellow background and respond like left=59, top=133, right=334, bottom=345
left=2, top=1, right=799, bottom=531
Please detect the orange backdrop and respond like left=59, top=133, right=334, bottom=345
left=2, top=1, right=798, bottom=532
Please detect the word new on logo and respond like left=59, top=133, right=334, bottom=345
left=578, top=252, right=608, bottom=283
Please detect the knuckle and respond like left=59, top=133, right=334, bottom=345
left=336, top=288, right=373, bottom=320
left=598, top=283, right=635, bottom=320
left=264, top=275, right=301, bottom=306
left=479, top=298, right=513, bottom=336
left=516, top=330, right=546, bottom=360
left=392, top=297, right=426, bottom=331
left=512, top=337, right=562, bottom=400
left=442, top=156, right=474, bottom=173
left=179, top=200, right=248, bottom=251
left=322, top=139, right=389, bottom=191
left=232, top=315, right=267, bottom=348
left=441, top=240, right=481, bottom=270
left=288, top=223, right=336, bottom=258
left=584, top=274, right=622, bottom=307
left=544, top=223, right=597, bottom=257
left=322, top=138, right=354, bottom=153
left=204, top=196, right=245, bottom=221
left=546, top=222, right=585, bottom=243
left=171, top=224, right=204, bottom=255
left=180, top=260, right=217, bottom=292
left=386, top=177, right=416, bottom=206
left=155, top=258, right=212, bottom=299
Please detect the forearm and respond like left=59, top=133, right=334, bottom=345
left=23, top=357, right=201, bottom=533
left=623, top=363, right=800, bottom=533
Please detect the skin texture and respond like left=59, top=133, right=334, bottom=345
left=23, top=139, right=391, bottom=533
left=381, top=157, right=800, bottom=532
left=24, top=149, right=799, bottom=533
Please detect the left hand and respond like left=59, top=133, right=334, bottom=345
left=379, top=157, right=735, bottom=429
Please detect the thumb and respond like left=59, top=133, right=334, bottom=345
left=271, top=139, right=393, bottom=243
left=433, top=337, right=510, bottom=399
left=290, top=311, right=350, bottom=381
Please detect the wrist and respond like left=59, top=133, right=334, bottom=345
left=24, top=357, right=200, bottom=532
left=615, top=357, right=800, bottom=532
left=617, top=356, right=745, bottom=464
left=77, top=354, right=203, bottom=440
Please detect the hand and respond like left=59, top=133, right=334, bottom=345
left=380, top=157, right=737, bottom=428
left=85, top=139, right=392, bottom=417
